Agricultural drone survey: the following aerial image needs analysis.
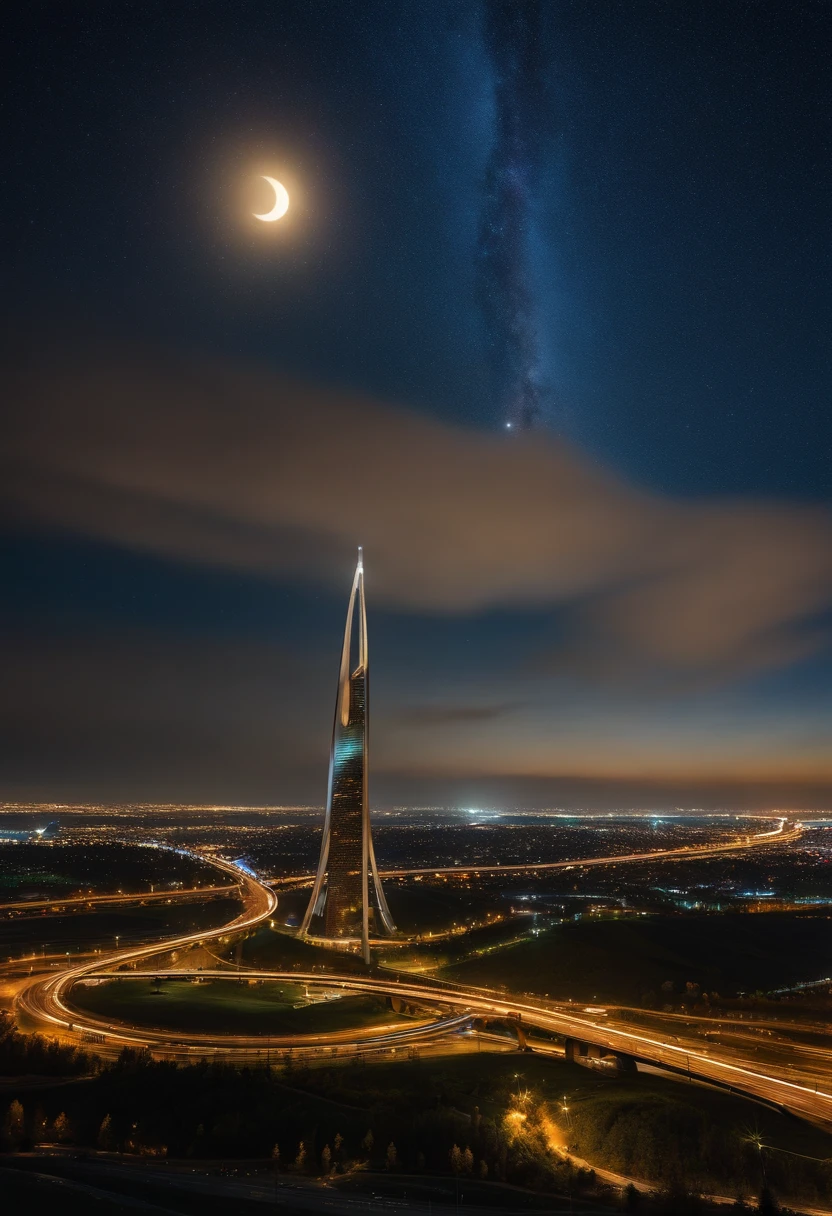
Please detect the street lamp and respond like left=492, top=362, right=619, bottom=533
left=747, top=1132, right=767, bottom=1185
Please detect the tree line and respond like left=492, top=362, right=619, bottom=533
left=0, top=1011, right=98, bottom=1077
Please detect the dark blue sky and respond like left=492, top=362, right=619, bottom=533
left=3, top=1, right=831, bottom=807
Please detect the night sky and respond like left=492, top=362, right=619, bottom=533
left=3, top=1, right=831, bottom=809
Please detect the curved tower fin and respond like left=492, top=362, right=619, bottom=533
left=300, top=549, right=396, bottom=960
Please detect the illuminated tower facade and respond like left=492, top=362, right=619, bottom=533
left=300, top=549, right=396, bottom=963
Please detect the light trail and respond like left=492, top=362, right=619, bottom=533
left=37, top=961, right=832, bottom=1127
left=16, top=852, right=276, bottom=1051
left=18, top=821, right=831, bottom=1130
left=379, top=817, right=797, bottom=877
left=270, top=818, right=798, bottom=884
left=0, top=885, right=237, bottom=915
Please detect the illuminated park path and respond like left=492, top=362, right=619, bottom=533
left=18, top=818, right=832, bottom=1131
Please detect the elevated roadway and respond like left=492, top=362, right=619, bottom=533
left=28, top=962, right=832, bottom=1127
left=18, top=822, right=832, bottom=1131
left=16, top=853, right=275, bottom=1047
left=0, top=885, right=237, bottom=916
left=270, top=817, right=799, bottom=885
left=382, top=817, right=798, bottom=877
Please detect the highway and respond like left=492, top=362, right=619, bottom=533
left=16, top=853, right=276, bottom=1049
left=0, top=885, right=237, bottom=915
left=17, top=821, right=832, bottom=1132
left=271, top=817, right=799, bottom=885
left=377, top=817, right=799, bottom=876
left=36, top=962, right=832, bottom=1127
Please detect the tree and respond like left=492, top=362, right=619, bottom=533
left=3, top=1099, right=24, bottom=1148
left=97, top=1113, right=116, bottom=1151
left=362, top=1129, right=374, bottom=1156
left=334, top=1131, right=344, bottom=1160
left=478, top=1160, right=489, bottom=1180
left=188, top=1123, right=205, bottom=1157
left=52, top=1111, right=71, bottom=1143
left=449, top=1143, right=463, bottom=1174
left=386, top=1142, right=397, bottom=1170
left=656, top=1185, right=703, bottom=1216
left=624, top=1183, right=641, bottom=1212
left=271, top=1143, right=280, bottom=1169
left=294, top=1141, right=307, bottom=1172
left=757, top=1189, right=781, bottom=1216
left=463, top=1146, right=474, bottom=1175
left=321, top=1145, right=332, bottom=1174
left=31, top=1107, right=48, bottom=1144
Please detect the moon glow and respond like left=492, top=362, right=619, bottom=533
left=253, top=176, right=289, bottom=222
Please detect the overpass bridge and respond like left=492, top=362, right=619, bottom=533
left=39, top=963, right=832, bottom=1127
left=16, top=835, right=832, bottom=1132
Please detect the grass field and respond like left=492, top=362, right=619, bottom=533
left=294, top=1047, right=832, bottom=1154
left=0, top=898, right=242, bottom=960
left=69, top=976, right=409, bottom=1035
left=3, top=1046, right=829, bottom=1205
left=443, top=911, right=832, bottom=1004
left=0, top=842, right=220, bottom=899
left=291, top=1049, right=832, bottom=1203
left=238, top=922, right=370, bottom=973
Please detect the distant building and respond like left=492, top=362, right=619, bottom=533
left=0, top=820, right=60, bottom=843
left=300, top=549, right=396, bottom=963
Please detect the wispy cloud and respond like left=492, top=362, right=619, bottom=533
left=395, top=703, right=521, bottom=728
left=5, top=340, right=832, bottom=683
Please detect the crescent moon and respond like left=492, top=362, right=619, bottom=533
left=253, top=176, right=289, bottom=222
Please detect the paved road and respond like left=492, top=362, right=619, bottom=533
left=43, top=962, right=832, bottom=1127
left=18, top=825, right=832, bottom=1132
left=269, top=818, right=798, bottom=884
left=0, top=886, right=238, bottom=915
left=16, top=852, right=277, bottom=1049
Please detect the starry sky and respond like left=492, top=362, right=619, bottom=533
left=2, top=1, right=831, bottom=809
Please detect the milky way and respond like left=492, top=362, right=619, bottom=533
left=477, top=0, right=546, bottom=430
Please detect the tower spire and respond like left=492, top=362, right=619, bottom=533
left=300, top=549, right=395, bottom=963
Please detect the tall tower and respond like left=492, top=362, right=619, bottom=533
left=300, top=548, right=396, bottom=963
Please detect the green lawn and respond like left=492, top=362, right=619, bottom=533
left=0, top=842, right=219, bottom=899
left=0, top=899, right=242, bottom=959
left=5, top=1047, right=829, bottom=1205
left=443, top=912, right=832, bottom=1004
left=292, top=1051, right=832, bottom=1204
left=238, top=923, right=368, bottom=974
left=69, top=977, right=409, bottom=1035
left=293, top=1046, right=832, bottom=1153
